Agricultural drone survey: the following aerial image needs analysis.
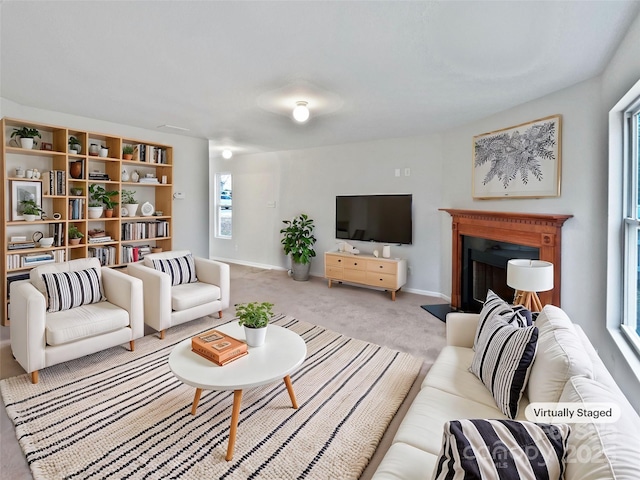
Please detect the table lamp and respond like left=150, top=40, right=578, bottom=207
left=506, top=259, right=554, bottom=312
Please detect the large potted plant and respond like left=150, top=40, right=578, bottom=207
left=11, top=127, right=41, bottom=149
left=280, top=213, right=316, bottom=281
left=19, top=199, right=44, bottom=222
left=121, top=190, right=138, bottom=217
left=89, top=184, right=118, bottom=218
left=236, top=301, right=274, bottom=347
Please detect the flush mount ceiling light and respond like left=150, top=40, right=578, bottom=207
left=222, top=149, right=233, bottom=159
left=292, top=101, right=310, bottom=123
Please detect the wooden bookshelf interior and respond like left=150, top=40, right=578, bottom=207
left=2, top=117, right=173, bottom=326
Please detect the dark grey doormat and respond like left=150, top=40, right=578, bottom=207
left=420, top=304, right=456, bottom=322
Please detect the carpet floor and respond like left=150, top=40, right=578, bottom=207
left=1, top=314, right=423, bottom=480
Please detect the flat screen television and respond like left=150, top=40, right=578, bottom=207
left=335, top=194, right=413, bottom=245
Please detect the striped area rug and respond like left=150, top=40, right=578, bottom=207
left=1, top=315, right=423, bottom=480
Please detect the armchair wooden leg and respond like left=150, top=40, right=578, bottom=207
left=159, top=330, right=165, bottom=340
left=30, top=371, right=39, bottom=384
left=218, top=310, right=222, bottom=319
left=129, top=340, right=135, bottom=352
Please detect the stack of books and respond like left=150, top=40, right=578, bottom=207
left=21, top=252, right=55, bottom=267
left=139, top=177, right=159, bottom=184
left=88, top=235, right=113, bottom=244
left=8, top=240, right=36, bottom=250
left=191, top=330, right=248, bottom=366
left=88, top=171, right=110, bottom=181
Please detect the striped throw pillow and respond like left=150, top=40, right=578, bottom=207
left=470, top=311, right=538, bottom=418
left=474, top=289, right=532, bottom=350
left=42, top=267, right=106, bottom=313
left=152, top=254, right=198, bottom=286
left=433, top=419, right=570, bottom=480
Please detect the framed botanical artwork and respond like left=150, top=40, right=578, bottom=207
left=472, top=114, right=562, bottom=199
left=11, top=180, right=42, bottom=221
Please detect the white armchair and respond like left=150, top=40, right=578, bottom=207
left=127, top=250, right=230, bottom=339
left=10, top=258, right=144, bottom=384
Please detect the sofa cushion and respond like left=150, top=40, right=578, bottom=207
left=393, top=386, right=526, bottom=456
left=30, top=258, right=102, bottom=296
left=42, top=267, right=106, bottom=313
left=171, top=282, right=221, bottom=311
left=470, top=311, right=538, bottom=419
left=46, top=301, right=130, bottom=346
left=432, top=419, right=570, bottom=480
left=371, top=442, right=438, bottom=480
left=151, top=254, right=197, bottom=286
left=474, top=290, right=532, bottom=350
left=527, top=305, right=593, bottom=404
left=421, top=346, right=504, bottom=410
left=559, top=376, right=640, bottom=480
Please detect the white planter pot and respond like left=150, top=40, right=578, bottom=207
left=23, top=214, right=37, bottom=222
left=244, top=325, right=268, bottom=347
left=99, top=148, right=109, bottom=158
left=88, top=206, right=104, bottom=219
left=20, top=138, right=34, bottom=149
left=123, top=203, right=139, bottom=217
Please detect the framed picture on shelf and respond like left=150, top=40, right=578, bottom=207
left=11, top=180, right=42, bottom=221
left=472, top=114, right=562, bottom=199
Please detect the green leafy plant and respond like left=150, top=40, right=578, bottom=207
left=121, top=190, right=137, bottom=204
left=280, top=213, right=317, bottom=265
left=68, top=136, right=81, bottom=147
left=19, top=199, right=44, bottom=216
left=89, top=184, right=118, bottom=209
left=68, top=225, right=84, bottom=239
left=236, top=302, right=274, bottom=329
left=122, top=145, right=134, bottom=155
left=11, top=127, right=41, bottom=139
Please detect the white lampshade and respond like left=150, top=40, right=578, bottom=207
left=292, top=101, right=310, bottom=122
left=506, top=259, right=554, bottom=292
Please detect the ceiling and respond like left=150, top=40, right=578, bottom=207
left=2, top=1, right=639, bottom=156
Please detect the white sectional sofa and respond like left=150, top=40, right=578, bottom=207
left=373, top=304, right=640, bottom=479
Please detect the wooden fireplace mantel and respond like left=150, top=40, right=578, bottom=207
left=441, top=209, right=573, bottom=309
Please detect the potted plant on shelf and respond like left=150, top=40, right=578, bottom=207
left=68, top=225, right=84, bottom=245
left=121, top=190, right=139, bottom=217
left=19, top=199, right=44, bottom=222
left=89, top=184, right=118, bottom=218
left=280, top=213, right=317, bottom=281
left=236, top=301, right=274, bottom=347
left=68, top=136, right=82, bottom=154
left=11, top=127, right=41, bottom=149
left=122, top=145, right=134, bottom=160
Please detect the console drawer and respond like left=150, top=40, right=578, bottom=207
left=344, top=269, right=367, bottom=283
left=367, top=260, right=397, bottom=275
left=325, top=254, right=345, bottom=267
left=366, top=272, right=397, bottom=289
left=325, top=266, right=343, bottom=279
left=342, top=257, right=366, bottom=270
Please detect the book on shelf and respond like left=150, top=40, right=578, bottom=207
left=49, top=223, right=64, bottom=247
left=191, top=329, right=248, bottom=366
left=88, top=236, right=113, bottom=243
left=8, top=241, right=36, bottom=250
left=42, top=170, right=66, bottom=195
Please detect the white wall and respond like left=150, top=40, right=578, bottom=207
left=210, top=134, right=445, bottom=296
left=1, top=98, right=210, bottom=258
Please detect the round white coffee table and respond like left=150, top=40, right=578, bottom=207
left=169, top=322, right=306, bottom=461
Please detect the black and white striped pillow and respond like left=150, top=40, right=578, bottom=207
left=432, top=419, right=570, bottom=480
left=470, top=312, right=538, bottom=418
left=152, top=254, right=197, bottom=286
left=42, top=267, right=106, bottom=313
left=474, top=290, right=532, bottom=350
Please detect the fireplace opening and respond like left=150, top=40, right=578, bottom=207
left=461, top=236, right=539, bottom=312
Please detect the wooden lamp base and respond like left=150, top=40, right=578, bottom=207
left=513, top=290, right=544, bottom=312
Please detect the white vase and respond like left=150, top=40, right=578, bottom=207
left=244, top=325, right=268, bottom=347
left=20, top=138, right=34, bottom=149
left=123, top=203, right=139, bottom=217
left=382, top=245, right=391, bottom=258
left=23, top=214, right=37, bottom=222
left=99, top=148, right=108, bottom=158
left=121, top=170, right=130, bottom=182
left=88, top=206, right=104, bottom=219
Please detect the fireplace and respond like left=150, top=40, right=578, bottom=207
left=441, top=209, right=572, bottom=310
left=461, top=236, right=538, bottom=312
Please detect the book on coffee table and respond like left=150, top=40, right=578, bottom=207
left=191, top=329, right=248, bottom=366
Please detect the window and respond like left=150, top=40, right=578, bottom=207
left=621, top=92, right=640, bottom=349
left=215, top=173, right=232, bottom=239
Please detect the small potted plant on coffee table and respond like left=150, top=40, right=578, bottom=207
left=236, top=301, right=274, bottom=347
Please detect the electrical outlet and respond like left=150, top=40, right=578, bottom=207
left=395, top=168, right=400, bottom=177
left=404, top=168, right=411, bottom=177
left=407, top=266, right=412, bottom=275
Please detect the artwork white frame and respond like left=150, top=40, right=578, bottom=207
left=472, top=114, right=562, bottom=199
left=11, top=180, right=42, bottom=221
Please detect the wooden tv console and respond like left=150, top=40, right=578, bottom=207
left=324, top=251, right=407, bottom=301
